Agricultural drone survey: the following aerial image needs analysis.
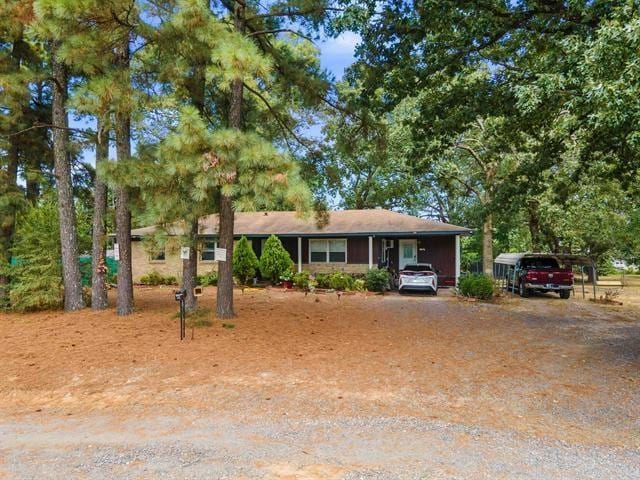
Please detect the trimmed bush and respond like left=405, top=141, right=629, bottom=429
left=327, top=271, right=355, bottom=291
left=259, top=235, right=293, bottom=283
left=292, top=271, right=311, bottom=289
left=364, top=268, right=390, bottom=292
left=233, top=236, right=259, bottom=285
left=139, top=270, right=177, bottom=286
left=458, top=273, right=494, bottom=300
left=198, top=270, right=218, bottom=286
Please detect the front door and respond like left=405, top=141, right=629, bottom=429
left=399, top=239, right=417, bottom=270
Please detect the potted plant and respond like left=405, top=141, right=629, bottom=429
left=280, top=268, right=293, bottom=289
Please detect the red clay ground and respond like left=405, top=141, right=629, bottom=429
left=1, top=286, right=639, bottom=478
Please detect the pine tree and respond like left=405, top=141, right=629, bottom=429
left=91, top=118, right=109, bottom=310
left=233, top=236, right=259, bottom=285
left=0, top=2, right=48, bottom=302
left=50, top=43, right=84, bottom=310
left=34, top=0, right=140, bottom=314
left=211, top=0, right=332, bottom=318
left=9, top=197, right=63, bottom=312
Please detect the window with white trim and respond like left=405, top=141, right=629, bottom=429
left=309, top=239, right=347, bottom=263
left=201, top=240, right=217, bottom=261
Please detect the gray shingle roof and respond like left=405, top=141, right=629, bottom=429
left=130, top=209, right=471, bottom=237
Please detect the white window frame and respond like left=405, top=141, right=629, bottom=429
left=308, top=238, right=347, bottom=264
left=200, top=239, right=218, bottom=262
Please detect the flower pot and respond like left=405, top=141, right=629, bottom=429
left=282, top=280, right=293, bottom=289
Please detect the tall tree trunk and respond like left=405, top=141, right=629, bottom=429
left=216, top=1, right=244, bottom=319
left=115, top=35, right=134, bottom=316
left=91, top=119, right=109, bottom=310
left=482, top=213, right=493, bottom=277
left=52, top=48, right=84, bottom=311
left=182, top=4, right=207, bottom=312
left=183, top=220, right=199, bottom=312
left=527, top=200, right=542, bottom=252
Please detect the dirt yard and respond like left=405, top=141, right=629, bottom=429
left=1, top=286, right=639, bottom=479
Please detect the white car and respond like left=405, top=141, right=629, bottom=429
left=398, top=263, right=438, bottom=295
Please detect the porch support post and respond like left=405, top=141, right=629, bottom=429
left=297, top=236, right=302, bottom=273
left=368, top=236, right=373, bottom=269
left=455, top=235, right=461, bottom=285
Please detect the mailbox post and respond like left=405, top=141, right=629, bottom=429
left=174, top=289, right=186, bottom=340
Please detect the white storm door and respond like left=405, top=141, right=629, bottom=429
left=399, top=239, right=417, bottom=270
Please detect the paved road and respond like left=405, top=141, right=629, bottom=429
left=2, top=413, right=638, bottom=479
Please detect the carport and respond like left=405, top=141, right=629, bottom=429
left=494, top=253, right=597, bottom=299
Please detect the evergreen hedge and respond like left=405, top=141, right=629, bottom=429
left=259, top=235, right=293, bottom=283
left=233, top=235, right=259, bottom=285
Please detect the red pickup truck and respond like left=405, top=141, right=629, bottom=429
left=514, top=256, right=574, bottom=299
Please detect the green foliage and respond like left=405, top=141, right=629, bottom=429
left=232, top=236, right=259, bottom=285
left=364, top=268, right=390, bottom=292
left=292, top=270, right=311, bottom=289
left=259, top=235, right=293, bottom=283
left=313, top=271, right=366, bottom=291
left=198, top=270, right=218, bottom=286
left=8, top=199, right=63, bottom=312
left=139, top=271, right=177, bottom=286
left=458, top=274, right=494, bottom=300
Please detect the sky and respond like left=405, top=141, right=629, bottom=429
left=318, top=31, right=359, bottom=80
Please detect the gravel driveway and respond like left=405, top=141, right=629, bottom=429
left=2, top=413, right=639, bottom=479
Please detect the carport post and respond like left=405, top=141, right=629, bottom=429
left=511, top=266, right=517, bottom=294
left=368, top=236, right=373, bottom=269
left=297, top=237, right=302, bottom=273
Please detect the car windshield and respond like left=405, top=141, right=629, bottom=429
left=521, top=258, right=559, bottom=269
left=402, top=264, right=433, bottom=272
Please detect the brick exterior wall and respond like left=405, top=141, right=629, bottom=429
left=131, top=238, right=218, bottom=283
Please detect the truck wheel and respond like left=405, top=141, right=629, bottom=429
left=519, top=281, right=529, bottom=298
left=559, top=290, right=570, bottom=299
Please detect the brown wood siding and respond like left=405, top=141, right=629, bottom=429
left=417, top=235, right=456, bottom=278
left=347, top=237, right=369, bottom=264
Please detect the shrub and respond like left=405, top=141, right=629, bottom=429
left=8, top=199, right=63, bottom=311
left=292, top=271, right=311, bottom=289
left=139, top=270, right=177, bottom=286
left=327, top=271, right=355, bottom=291
left=458, top=273, right=494, bottom=300
left=198, top=270, right=218, bottom=286
left=232, top=236, right=259, bottom=285
left=364, top=268, right=390, bottom=292
left=259, top=235, right=293, bottom=283
left=353, top=278, right=366, bottom=291
left=310, top=271, right=359, bottom=291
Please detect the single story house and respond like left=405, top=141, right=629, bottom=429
left=123, top=209, right=471, bottom=286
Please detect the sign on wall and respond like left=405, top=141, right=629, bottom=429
left=113, top=243, right=120, bottom=261
left=214, top=247, right=227, bottom=262
left=180, top=247, right=190, bottom=260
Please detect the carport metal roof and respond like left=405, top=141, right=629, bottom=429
left=494, top=252, right=595, bottom=268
